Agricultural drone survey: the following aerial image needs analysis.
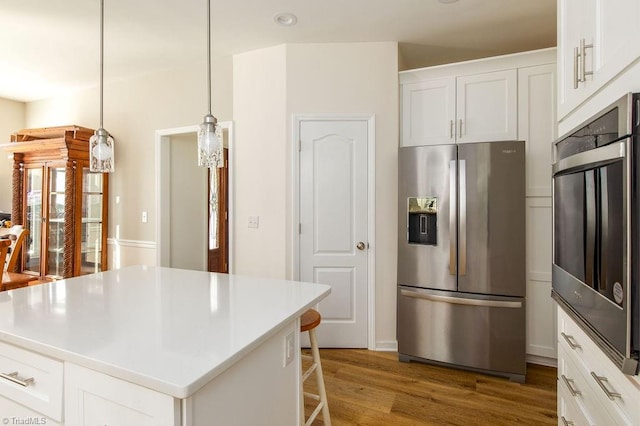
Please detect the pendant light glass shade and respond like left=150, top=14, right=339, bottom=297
left=198, top=0, right=223, bottom=168
left=90, top=0, right=114, bottom=173
left=90, top=127, right=115, bottom=172
left=198, top=114, right=223, bottom=168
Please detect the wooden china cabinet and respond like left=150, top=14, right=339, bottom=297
left=3, top=125, right=109, bottom=279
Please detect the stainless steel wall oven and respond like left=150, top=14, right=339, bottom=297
left=552, top=93, right=640, bottom=374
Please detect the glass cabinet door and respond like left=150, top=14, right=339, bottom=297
left=47, top=167, right=66, bottom=277
left=81, top=169, right=104, bottom=274
left=24, top=168, right=43, bottom=273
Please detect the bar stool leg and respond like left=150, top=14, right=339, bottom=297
left=309, top=328, right=331, bottom=426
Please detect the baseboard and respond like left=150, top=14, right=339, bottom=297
left=526, top=354, right=557, bottom=368
left=373, top=340, right=398, bottom=352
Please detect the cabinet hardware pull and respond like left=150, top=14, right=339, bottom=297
left=561, top=416, right=574, bottom=426
left=561, top=374, right=581, bottom=397
left=561, top=332, right=581, bottom=350
left=450, top=120, right=454, bottom=139
left=590, top=372, right=621, bottom=400
left=579, top=38, right=594, bottom=83
left=573, top=46, right=579, bottom=89
left=0, top=371, right=35, bottom=387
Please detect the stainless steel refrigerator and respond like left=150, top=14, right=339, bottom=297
left=397, top=141, right=526, bottom=382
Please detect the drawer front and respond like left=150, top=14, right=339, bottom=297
left=0, top=395, right=62, bottom=425
left=557, top=377, right=592, bottom=426
left=558, top=344, right=613, bottom=425
left=557, top=307, right=639, bottom=425
left=0, top=342, right=63, bottom=422
left=398, top=287, right=526, bottom=376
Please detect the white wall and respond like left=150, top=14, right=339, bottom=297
left=232, top=45, right=288, bottom=278
left=24, top=58, right=232, bottom=269
left=233, top=42, right=399, bottom=348
left=0, top=98, right=26, bottom=213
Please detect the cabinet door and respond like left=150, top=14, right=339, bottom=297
left=456, top=69, right=517, bottom=144
left=78, top=168, right=106, bottom=275
left=518, top=64, right=556, bottom=197
left=23, top=166, right=44, bottom=275
left=558, top=0, right=596, bottom=117
left=65, top=363, right=178, bottom=426
left=46, top=167, right=66, bottom=277
left=401, top=77, right=455, bottom=146
left=598, top=0, right=640, bottom=85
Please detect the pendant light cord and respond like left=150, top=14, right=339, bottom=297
left=207, top=0, right=212, bottom=115
left=100, top=0, right=104, bottom=129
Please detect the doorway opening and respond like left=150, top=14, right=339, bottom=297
left=155, top=122, right=234, bottom=272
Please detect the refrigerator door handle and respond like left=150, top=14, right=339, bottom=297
left=400, top=289, right=522, bottom=309
left=449, top=160, right=457, bottom=275
left=459, top=159, right=467, bottom=276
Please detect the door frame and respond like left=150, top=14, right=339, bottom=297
left=155, top=121, right=235, bottom=272
left=291, top=114, right=376, bottom=350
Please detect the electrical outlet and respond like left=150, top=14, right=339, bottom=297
left=284, top=331, right=295, bottom=367
left=141, top=211, right=148, bottom=223
left=248, top=216, right=259, bottom=228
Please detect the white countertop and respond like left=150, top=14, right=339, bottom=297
left=0, top=265, right=330, bottom=398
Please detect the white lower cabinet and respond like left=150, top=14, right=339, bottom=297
left=0, top=341, right=63, bottom=422
left=557, top=373, right=592, bottom=426
left=0, top=395, right=62, bottom=425
left=557, top=306, right=640, bottom=425
left=65, top=363, right=179, bottom=426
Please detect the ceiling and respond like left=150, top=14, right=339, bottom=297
left=0, top=0, right=556, bottom=103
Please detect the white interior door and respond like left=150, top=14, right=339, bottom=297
left=299, top=119, right=368, bottom=348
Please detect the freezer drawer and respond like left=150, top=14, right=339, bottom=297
left=397, top=286, right=526, bottom=379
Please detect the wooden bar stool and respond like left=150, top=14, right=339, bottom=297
left=300, top=309, right=331, bottom=426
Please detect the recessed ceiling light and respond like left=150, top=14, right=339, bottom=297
left=274, top=13, right=298, bottom=27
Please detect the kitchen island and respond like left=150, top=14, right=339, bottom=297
left=0, top=265, right=330, bottom=424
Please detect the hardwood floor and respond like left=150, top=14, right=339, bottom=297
left=303, top=349, right=557, bottom=425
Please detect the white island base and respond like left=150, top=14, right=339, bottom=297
left=0, top=266, right=330, bottom=425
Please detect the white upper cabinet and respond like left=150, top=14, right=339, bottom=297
left=456, top=70, right=517, bottom=144
left=401, top=77, right=455, bottom=146
left=558, top=0, right=640, bottom=119
left=401, top=70, right=517, bottom=146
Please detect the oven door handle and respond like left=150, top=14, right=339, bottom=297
left=553, top=141, right=625, bottom=176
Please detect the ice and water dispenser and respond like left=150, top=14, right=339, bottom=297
left=407, top=197, right=437, bottom=246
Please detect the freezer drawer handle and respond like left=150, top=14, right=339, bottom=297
left=560, top=375, right=581, bottom=397
left=560, top=332, right=582, bottom=350
left=400, top=289, right=522, bottom=308
left=0, top=371, right=35, bottom=387
left=590, top=372, right=622, bottom=400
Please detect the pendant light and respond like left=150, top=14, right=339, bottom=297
left=197, top=0, right=223, bottom=168
left=90, top=0, right=115, bottom=173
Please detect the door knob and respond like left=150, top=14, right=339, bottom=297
left=356, top=242, right=366, bottom=251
